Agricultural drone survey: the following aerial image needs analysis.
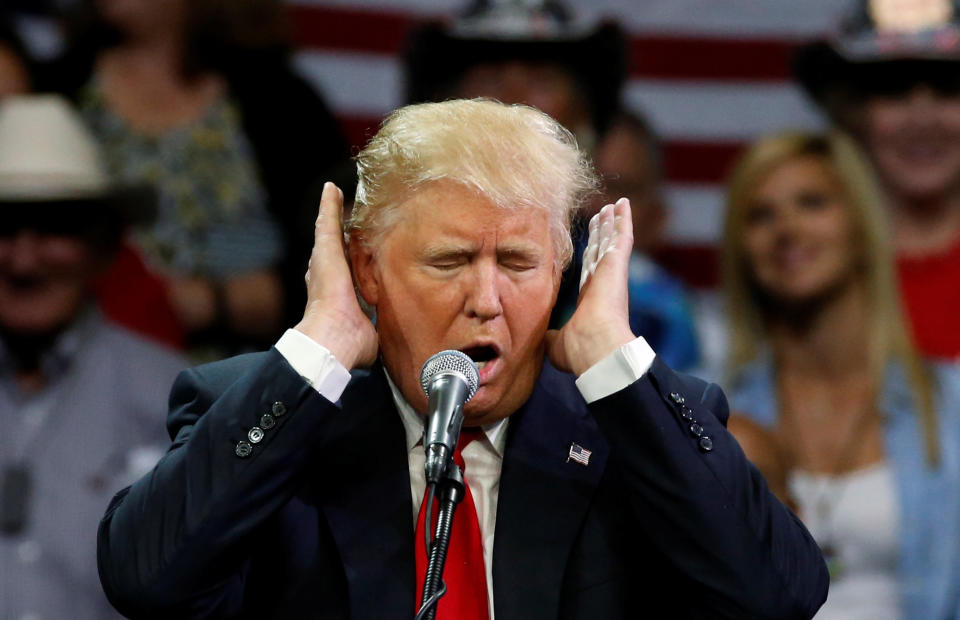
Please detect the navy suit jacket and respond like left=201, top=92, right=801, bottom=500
left=98, top=349, right=827, bottom=619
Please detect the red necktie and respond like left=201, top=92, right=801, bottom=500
left=415, top=428, right=490, bottom=619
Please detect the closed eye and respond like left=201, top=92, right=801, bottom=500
left=429, top=260, right=465, bottom=271
left=497, top=248, right=541, bottom=272
left=423, top=250, right=471, bottom=271
left=499, top=260, right=537, bottom=272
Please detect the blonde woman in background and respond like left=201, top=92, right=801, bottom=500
left=723, top=131, right=960, bottom=619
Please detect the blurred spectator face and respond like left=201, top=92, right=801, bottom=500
left=96, top=0, right=188, bottom=36
left=741, top=156, right=859, bottom=304
left=0, top=226, right=103, bottom=334
left=594, top=120, right=665, bottom=253
left=864, top=84, right=960, bottom=202
left=457, top=61, right=590, bottom=134
left=0, top=45, right=29, bottom=99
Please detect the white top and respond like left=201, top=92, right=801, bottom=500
left=275, top=328, right=657, bottom=619
left=789, top=463, right=901, bottom=620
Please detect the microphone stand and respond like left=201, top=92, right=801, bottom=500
left=416, top=462, right=465, bottom=620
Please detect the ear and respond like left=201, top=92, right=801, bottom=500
left=349, top=233, right=380, bottom=306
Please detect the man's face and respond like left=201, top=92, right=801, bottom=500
left=864, top=84, right=960, bottom=203
left=0, top=228, right=101, bottom=334
left=352, top=181, right=561, bottom=426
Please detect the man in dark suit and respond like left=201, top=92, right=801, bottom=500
left=97, top=99, right=827, bottom=619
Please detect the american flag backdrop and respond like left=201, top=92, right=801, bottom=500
left=285, top=0, right=854, bottom=288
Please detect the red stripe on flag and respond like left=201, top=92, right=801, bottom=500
left=288, top=6, right=797, bottom=82
left=339, top=114, right=384, bottom=152
left=663, top=141, right=744, bottom=185
left=654, top=244, right=721, bottom=289
left=630, top=36, right=796, bottom=82
left=288, top=5, right=416, bottom=56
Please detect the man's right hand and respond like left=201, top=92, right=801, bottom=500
left=294, top=182, right=378, bottom=369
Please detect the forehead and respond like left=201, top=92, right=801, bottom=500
left=756, top=156, right=837, bottom=194
left=387, top=181, right=553, bottom=249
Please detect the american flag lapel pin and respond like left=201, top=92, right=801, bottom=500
left=567, top=442, right=592, bottom=466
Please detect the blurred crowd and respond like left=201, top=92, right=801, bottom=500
left=2, top=0, right=960, bottom=618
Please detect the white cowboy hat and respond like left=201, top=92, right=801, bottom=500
left=0, top=93, right=153, bottom=223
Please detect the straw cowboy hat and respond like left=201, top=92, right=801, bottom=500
left=0, top=93, right=154, bottom=224
left=794, top=0, right=960, bottom=120
left=404, top=0, right=628, bottom=136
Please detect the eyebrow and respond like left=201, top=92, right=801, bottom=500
left=420, top=245, right=476, bottom=262
left=496, top=245, right=544, bottom=262
left=420, top=242, right=545, bottom=262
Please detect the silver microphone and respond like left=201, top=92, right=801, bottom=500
left=419, top=350, right=480, bottom=484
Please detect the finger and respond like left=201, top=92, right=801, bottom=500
left=594, top=198, right=633, bottom=274
left=597, top=203, right=617, bottom=262
left=315, top=181, right=344, bottom=241
left=579, top=210, right=603, bottom=291
left=612, top=197, right=634, bottom=252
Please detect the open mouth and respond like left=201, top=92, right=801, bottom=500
left=461, top=345, right=498, bottom=369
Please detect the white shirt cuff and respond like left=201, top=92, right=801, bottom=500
left=275, top=329, right=353, bottom=402
left=575, top=337, right=656, bottom=404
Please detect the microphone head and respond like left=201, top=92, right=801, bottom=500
left=419, top=350, right=480, bottom=400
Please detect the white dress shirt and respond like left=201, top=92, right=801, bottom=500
left=275, top=328, right=656, bottom=618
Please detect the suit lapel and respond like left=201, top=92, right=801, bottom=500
left=492, top=364, right=609, bottom=620
left=319, top=364, right=417, bottom=619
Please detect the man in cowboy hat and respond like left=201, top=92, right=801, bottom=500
left=404, top=0, right=627, bottom=152
left=0, top=94, right=186, bottom=620
left=794, top=0, right=960, bottom=361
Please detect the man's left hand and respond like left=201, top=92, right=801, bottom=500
left=546, top=198, right=635, bottom=376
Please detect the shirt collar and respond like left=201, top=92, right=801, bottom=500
left=384, top=367, right=508, bottom=457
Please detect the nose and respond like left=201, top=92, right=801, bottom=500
left=769, top=206, right=804, bottom=243
left=465, top=260, right=503, bottom=321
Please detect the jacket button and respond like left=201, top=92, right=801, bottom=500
left=680, top=407, right=694, bottom=421
left=260, top=413, right=276, bottom=429
left=670, top=392, right=684, bottom=405
left=699, top=436, right=713, bottom=452
left=272, top=401, right=287, bottom=417
left=689, top=423, right=703, bottom=437
left=248, top=427, right=265, bottom=444
left=235, top=441, right=253, bottom=458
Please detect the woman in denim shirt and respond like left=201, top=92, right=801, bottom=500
left=722, top=131, right=960, bottom=619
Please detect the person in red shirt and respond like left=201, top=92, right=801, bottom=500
left=795, top=0, right=960, bottom=360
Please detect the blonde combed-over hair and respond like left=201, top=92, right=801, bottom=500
left=722, top=131, right=939, bottom=465
left=349, top=98, right=598, bottom=270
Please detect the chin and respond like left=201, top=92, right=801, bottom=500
left=463, top=395, right=498, bottom=421
left=463, top=390, right=513, bottom=425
